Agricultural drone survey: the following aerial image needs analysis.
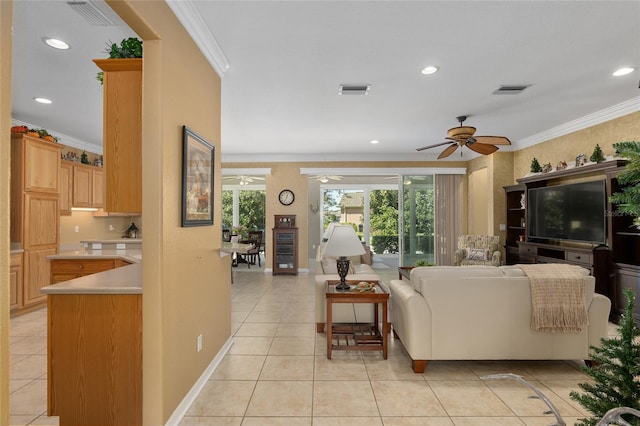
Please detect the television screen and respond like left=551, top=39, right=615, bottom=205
left=527, top=180, right=606, bottom=244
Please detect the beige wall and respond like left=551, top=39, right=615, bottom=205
left=59, top=212, right=138, bottom=245
left=513, top=111, right=640, bottom=181
left=0, top=2, right=11, bottom=423
left=107, top=2, right=226, bottom=424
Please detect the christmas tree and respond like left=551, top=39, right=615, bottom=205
left=530, top=157, right=542, bottom=173
left=590, top=144, right=606, bottom=163
left=570, top=288, right=640, bottom=426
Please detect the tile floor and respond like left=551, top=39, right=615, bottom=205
left=9, top=266, right=616, bottom=425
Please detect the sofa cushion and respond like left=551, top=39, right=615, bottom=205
left=409, top=266, right=505, bottom=293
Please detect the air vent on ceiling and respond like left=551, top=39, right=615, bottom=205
left=339, top=84, right=371, bottom=95
left=492, top=84, right=531, bottom=95
left=67, top=1, right=119, bottom=26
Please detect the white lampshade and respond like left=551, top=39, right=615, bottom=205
left=322, top=225, right=365, bottom=258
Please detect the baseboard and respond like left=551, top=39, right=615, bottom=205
left=164, top=336, right=234, bottom=426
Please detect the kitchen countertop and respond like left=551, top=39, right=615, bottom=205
left=41, top=262, right=142, bottom=295
left=48, top=248, right=142, bottom=263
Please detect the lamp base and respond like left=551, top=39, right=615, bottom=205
left=335, top=256, right=351, bottom=291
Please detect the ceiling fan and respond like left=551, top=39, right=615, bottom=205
left=416, top=116, right=511, bottom=159
left=222, top=175, right=265, bottom=185
left=310, top=175, right=343, bottom=183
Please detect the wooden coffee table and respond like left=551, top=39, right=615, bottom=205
left=325, top=280, right=389, bottom=360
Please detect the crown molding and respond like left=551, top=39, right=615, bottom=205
left=166, top=0, right=230, bottom=78
left=516, top=96, right=640, bottom=149
left=11, top=119, right=102, bottom=154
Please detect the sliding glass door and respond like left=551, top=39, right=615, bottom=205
left=400, top=176, right=434, bottom=266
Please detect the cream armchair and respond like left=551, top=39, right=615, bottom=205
left=454, top=235, right=501, bottom=267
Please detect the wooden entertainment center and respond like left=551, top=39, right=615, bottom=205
left=504, top=159, right=640, bottom=322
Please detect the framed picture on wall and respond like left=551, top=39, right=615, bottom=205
left=182, top=125, right=214, bottom=227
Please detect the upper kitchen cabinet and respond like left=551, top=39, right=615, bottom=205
left=94, top=58, right=142, bottom=213
left=12, top=134, right=60, bottom=194
left=68, top=162, right=104, bottom=209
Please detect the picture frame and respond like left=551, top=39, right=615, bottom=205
left=182, top=125, right=214, bottom=227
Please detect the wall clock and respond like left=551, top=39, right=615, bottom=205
left=278, top=189, right=295, bottom=206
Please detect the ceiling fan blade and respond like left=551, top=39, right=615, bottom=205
left=438, top=144, right=459, bottom=159
left=467, top=143, right=499, bottom=155
left=473, top=136, right=511, bottom=145
left=416, top=141, right=452, bottom=152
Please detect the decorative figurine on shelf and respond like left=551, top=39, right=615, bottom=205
left=520, top=193, right=526, bottom=209
left=80, top=151, right=89, bottom=164
left=542, top=162, right=553, bottom=173
left=590, top=144, right=606, bottom=163
left=530, top=157, right=542, bottom=173
left=556, top=160, right=567, bottom=171
left=575, top=153, right=588, bottom=167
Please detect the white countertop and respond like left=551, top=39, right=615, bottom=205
left=48, top=248, right=142, bottom=264
left=81, top=239, right=142, bottom=244
left=41, top=263, right=142, bottom=295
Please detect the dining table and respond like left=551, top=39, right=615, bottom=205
left=220, top=242, right=254, bottom=283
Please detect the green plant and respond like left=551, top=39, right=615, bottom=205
left=96, top=37, right=143, bottom=84
left=609, top=141, right=640, bottom=228
left=590, top=144, right=606, bottom=163
left=80, top=151, right=89, bottom=164
left=414, top=259, right=434, bottom=267
left=530, top=157, right=542, bottom=173
left=570, top=288, right=640, bottom=426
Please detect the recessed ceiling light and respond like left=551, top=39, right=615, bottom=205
left=43, top=37, right=70, bottom=50
left=370, top=140, right=380, bottom=144
left=613, top=67, right=635, bottom=77
left=34, top=97, right=53, bottom=104
left=420, top=66, right=439, bottom=75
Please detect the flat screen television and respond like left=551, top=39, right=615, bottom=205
left=527, top=180, right=607, bottom=245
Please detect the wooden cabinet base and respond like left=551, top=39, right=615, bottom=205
left=47, top=294, right=142, bottom=426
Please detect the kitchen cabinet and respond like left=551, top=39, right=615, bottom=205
left=10, top=252, right=23, bottom=312
left=69, top=162, right=104, bottom=208
left=11, top=134, right=60, bottom=314
left=94, top=58, right=142, bottom=213
left=59, top=162, right=72, bottom=215
left=47, top=292, right=142, bottom=425
left=50, top=258, right=132, bottom=284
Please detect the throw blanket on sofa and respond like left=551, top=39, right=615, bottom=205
left=518, top=264, right=589, bottom=333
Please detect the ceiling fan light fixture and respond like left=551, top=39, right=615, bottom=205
left=319, top=177, right=329, bottom=183
left=420, top=66, right=439, bottom=75
left=613, top=67, right=635, bottom=77
left=43, top=37, right=70, bottom=50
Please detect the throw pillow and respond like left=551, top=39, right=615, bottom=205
left=465, top=248, right=489, bottom=261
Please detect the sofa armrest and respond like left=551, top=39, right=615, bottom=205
left=389, top=279, right=433, bottom=360
left=454, top=249, right=465, bottom=266
left=588, top=293, right=612, bottom=350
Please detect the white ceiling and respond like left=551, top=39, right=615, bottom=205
left=11, top=1, right=640, bottom=163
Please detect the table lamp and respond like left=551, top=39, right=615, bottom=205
left=322, top=225, right=365, bottom=291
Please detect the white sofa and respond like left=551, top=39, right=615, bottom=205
left=389, top=265, right=611, bottom=373
left=314, top=245, right=384, bottom=333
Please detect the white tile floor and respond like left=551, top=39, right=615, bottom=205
left=9, top=266, right=617, bottom=425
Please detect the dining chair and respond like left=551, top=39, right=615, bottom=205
left=238, top=231, right=263, bottom=268
left=222, top=228, right=231, bottom=242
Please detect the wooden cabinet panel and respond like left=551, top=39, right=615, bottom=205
left=10, top=253, right=23, bottom=311
left=24, top=194, right=59, bottom=248
left=48, top=293, right=142, bottom=425
left=50, top=258, right=132, bottom=284
left=73, top=164, right=92, bottom=207
left=59, top=162, right=72, bottom=215
left=23, top=136, right=60, bottom=193
left=94, top=58, right=142, bottom=214
left=272, top=227, right=298, bottom=275
left=93, top=168, right=104, bottom=208
left=24, top=248, right=56, bottom=306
